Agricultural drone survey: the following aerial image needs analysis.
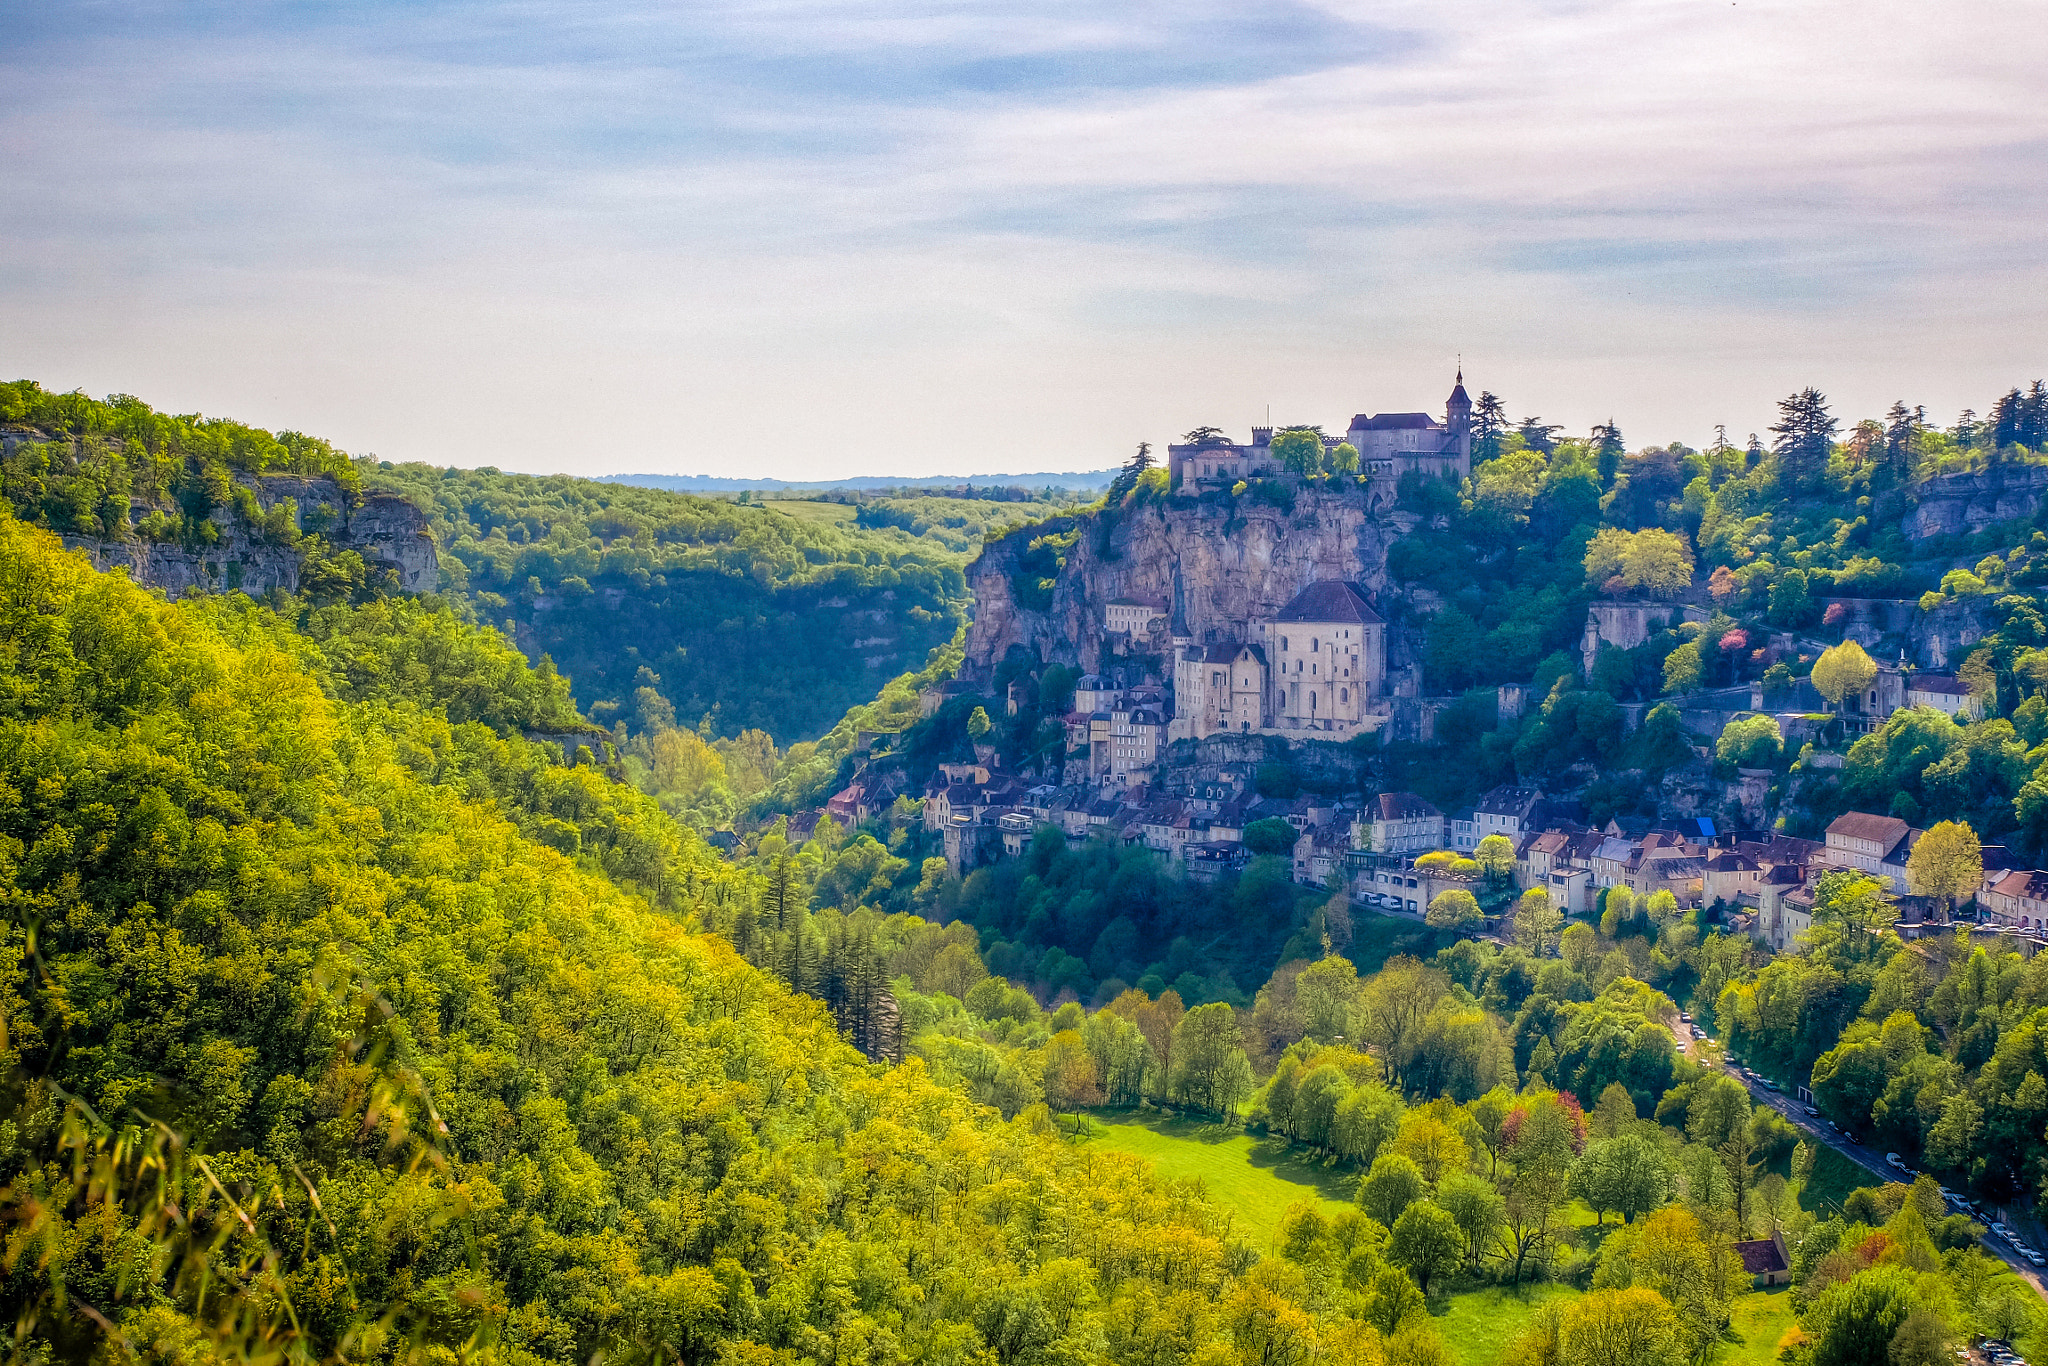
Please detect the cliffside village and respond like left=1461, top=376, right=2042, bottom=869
left=795, top=374, right=2035, bottom=959
left=800, top=587, right=2034, bottom=959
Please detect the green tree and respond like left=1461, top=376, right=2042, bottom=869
left=1271, top=428, right=1325, bottom=478
left=1475, top=834, right=1517, bottom=883
left=1660, top=641, right=1702, bottom=695
left=1513, top=889, right=1563, bottom=957
left=1360, top=1153, right=1428, bottom=1228
left=1812, top=639, right=1877, bottom=714
left=1329, top=442, right=1360, bottom=477
left=1426, top=889, right=1484, bottom=934
left=1170, top=1002, right=1255, bottom=1116
left=1904, top=819, right=1982, bottom=918
left=1715, top=713, right=1782, bottom=770
left=1557, top=1287, right=1677, bottom=1366
left=1769, top=386, right=1839, bottom=491
left=1244, top=817, right=1299, bottom=856
left=1388, top=1201, right=1463, bottom=1294
left=1573, top=1133, right=1670, bottom=1224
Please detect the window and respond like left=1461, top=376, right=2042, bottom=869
left=1340, top=688, right=1347, bottom=703
left=1312, top=638, right=1319, bottom=652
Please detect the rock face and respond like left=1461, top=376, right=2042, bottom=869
left=965, top=489, right=1397, bottom=676
left=61, top=476, right=437, bottom=598
left=1905, top=464, right=2048, bottom=542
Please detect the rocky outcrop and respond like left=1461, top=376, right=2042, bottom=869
left=1904, top=463, right=2048, bottom=542
left=61, top=477, right=437, bottom=598
left=966, top=488, right=1397, bottom=676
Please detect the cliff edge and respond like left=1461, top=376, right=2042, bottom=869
left=965, top=486, right=1398, bottom=676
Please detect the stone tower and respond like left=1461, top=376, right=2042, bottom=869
left=1446, top=368, right=1472, bottom=467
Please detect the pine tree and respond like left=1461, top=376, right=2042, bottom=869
left=1990, top=387, right=2026, bottom=451
left=1517, top=416, right=1562, bottom=456
left=1768, top=387, right=1837, bottom=491
left=1880, top=400, right=1918, bottom=486
left=1591, top=419, right=1625, bottom=487
left=1473, top=391, right=1509, bottom=460
left=765, top=851, right=796, bottom=932
left=1954, top=408, right=1981, bottom=447
left=2024, top=380, right=2048, bottom=450
left=1107, top=442, right=1154, bottom=501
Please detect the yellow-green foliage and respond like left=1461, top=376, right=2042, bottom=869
left=0, top=512, right=1397, bottom=1365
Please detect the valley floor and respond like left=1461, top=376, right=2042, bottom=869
left=1076, top=1108, right=1803, bottom=1366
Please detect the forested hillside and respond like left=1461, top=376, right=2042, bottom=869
left=0, top=380, right=1090, bottom=749
left=1370, top=382, right=2048, bottom=844
left=365, top=463, right=984, bottom=744
left=0, top=509, right=1480, bottom=1366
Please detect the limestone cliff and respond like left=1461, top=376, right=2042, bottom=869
left=966, top=488, right=1398, bottom=676
left=1904, top=463, right=2048, bottom=542
left=61, top=476, right=437, bottom=598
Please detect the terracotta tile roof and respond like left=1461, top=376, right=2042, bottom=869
left=1992, top=870, right=2048, bottom=901
left=1827, top=812, right=1911, bottom=850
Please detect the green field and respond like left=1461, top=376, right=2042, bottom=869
left=765, top=500, right=857, bottom=526
left=1723, top=1288, right=1797, bottom=1363
left=1432, top=1284, right=1575, bottom=1365
left=1080, top=1110, right=1805, bottom=1366
left=1075, top=1110, right=1355, bottom=1248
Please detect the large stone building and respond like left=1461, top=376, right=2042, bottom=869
left=1165, top=373, right=1474, bottom=503
left=1170, top=580, right=1388, bottom=741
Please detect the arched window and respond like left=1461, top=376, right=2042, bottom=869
left=1312, top=638, right=1319, bottom=652
left=1340, top=688, right=1348, bottom=703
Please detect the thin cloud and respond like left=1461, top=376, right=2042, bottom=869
left=1, top=0, right=2043, bottom=475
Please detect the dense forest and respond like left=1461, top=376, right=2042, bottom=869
left=362, top=463, right=990, bottom=744
left=0, top=380, right=1084, bottom=747
left=0, top=509, right=1486, bottom=1366
left=1360, top=383, right=2048, bottom=848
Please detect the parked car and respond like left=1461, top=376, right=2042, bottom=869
left=1804, top=1105, right=1822, bottom=1119
left=1679, top=1011, right=1692, bottom=1024
left=1993, top=1221, right=2014, bottom=1239
left=1886, top=1152, right=1908, bottom=1172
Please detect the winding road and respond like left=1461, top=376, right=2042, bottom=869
left=1675, top=1021, right=2047, bottom=1293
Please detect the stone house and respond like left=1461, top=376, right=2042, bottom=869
left=1358, top=791, right=1445, bottom=856
left=1982, top=869, right=2048, bottom=933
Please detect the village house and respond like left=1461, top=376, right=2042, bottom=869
left=1104, top=598, right=1166, bottom=638
left=1821, top=811, right=1924, bottom=895
left=1358, top=791, right=1446, bottom=855
left=1982, top=869, right=2048, bottom=934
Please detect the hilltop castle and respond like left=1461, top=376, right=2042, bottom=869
left=1165, top=372, right=1473, bottom=506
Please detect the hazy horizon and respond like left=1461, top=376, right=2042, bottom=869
left=5, top=0, right=2044, bottom=480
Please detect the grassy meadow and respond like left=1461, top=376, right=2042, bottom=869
left=1077, top=1108, right=1807, bottom=1366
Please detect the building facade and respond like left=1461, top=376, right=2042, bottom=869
left=1261, top=581, right=1386, bottom=738
left=1164, top=374, right=1474, bottom=500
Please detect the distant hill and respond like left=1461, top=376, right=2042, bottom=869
left=597, top=469, right=1118, bottom=493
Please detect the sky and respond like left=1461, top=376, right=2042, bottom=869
left=3, top=0, right=2045, bottom=480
